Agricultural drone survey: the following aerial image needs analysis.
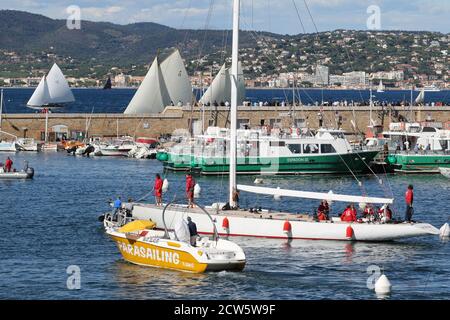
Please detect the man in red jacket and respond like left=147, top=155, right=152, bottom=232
left=154, top=174, right=163, bottom=206
left=186, top=174, right=195, bottom=208
left=404, top=184, right=414, bottom=222
left=341, top=204, right=357, bottom=222
left=5, top=157, right=13, bottom=172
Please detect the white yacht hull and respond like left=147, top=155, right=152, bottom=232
left=0, top=142, right=17, bottom=152
left=130, top=204, right=439, bottom=241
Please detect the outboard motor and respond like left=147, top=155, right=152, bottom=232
left=83, top=145, right=95, bottom=157
left=25, top=167, right=34, bottom=179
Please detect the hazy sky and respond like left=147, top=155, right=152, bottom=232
left=1, top=0, right=449, bottom=34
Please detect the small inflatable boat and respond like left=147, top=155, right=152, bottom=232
left=0, top=167, right=34, bottom=179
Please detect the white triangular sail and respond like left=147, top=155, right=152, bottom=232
left=200, top=63, right=229, bottom=105
left=46, top=63, right=75, bottom=104
left=159, top=49, right=193, bottom=105
left=415, top=89, right=425, bottom=105
left=124, top=57, right=171, bottom=114
left=27, top=76, right=51, bottom=107
left=199, top=62, right=245, bottom=106
left=377, top=80, right=384, bottom=92
left=237, top=184, right=394, bottom=204
left=27, top=63, right=74, bottom=108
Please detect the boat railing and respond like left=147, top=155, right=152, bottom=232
left=393, top=149, right=450, bottom=155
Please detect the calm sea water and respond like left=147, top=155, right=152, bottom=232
left=0, top=152, right=448, bottom=300
left=0, top=88, right=449, bottom=114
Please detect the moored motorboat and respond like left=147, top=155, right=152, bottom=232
left=0, top=163, right=34, bottom=179
left=104, top=203, right=246, bottom=273
left=439, top=167, right=450, bottom=178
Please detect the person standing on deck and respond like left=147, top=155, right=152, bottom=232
left=405, top=185, right=414, bottom=222
left=187, top=217, right=198, bottom=246
left=112, top=197, right=122, bottom=220
left=154, top=173, right=163, bottom=206
left=186, top=174, right=195, bottom=208
left=5, top=157, right=13, bottom=172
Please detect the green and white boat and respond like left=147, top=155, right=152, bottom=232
left=380, top=122, right=450, bottom=173
left=158, top=127, right=379, bottom=175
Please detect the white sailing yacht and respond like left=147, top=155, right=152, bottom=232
left=27, top=63, right=75, bottom=151
left=118, top=0, right=439, bottom=241
left=124, top=49, right=193, bottom=114
left=376, top=80, right=384, bottom=93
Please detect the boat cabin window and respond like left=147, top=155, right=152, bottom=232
left=320, top=144, right=336, bottom=154
left=329, top=132, right=345, bottom=139
left=422, top=127, right=437, bottom=133
left=287, top=144, right=302, bottom=154
left=303, top=143, right=319, bottom=154
left=270, top=141, right=285, bottom=147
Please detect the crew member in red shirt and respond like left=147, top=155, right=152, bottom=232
left=341, top=204, right=357, bottom=222
left=378, top=204, right=392, bottom=222
left=186, top=174, right=195, bottom=208
left=404, top=185, right=414, bottom=222
left=154, top=173, right=163, bottom=206
left=4, top=157, right=13, bottom=172
left=318, top=200, right=330, bottom=220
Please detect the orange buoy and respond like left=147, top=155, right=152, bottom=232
left=283, top=221, right=292, bottom=233
left=222, top=217, right=229, bottom=230
left=346, top=226, right=354, bottom=240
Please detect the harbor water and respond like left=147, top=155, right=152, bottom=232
left=1, top=88, right=449, bottom=114
left=0, top=152, right=448, bottom=299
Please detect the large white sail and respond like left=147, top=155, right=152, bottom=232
left=27, top=63, right=74, bottom=108
left=159, top=49, right=193, bottom=106
left=124, top=57, right=171, bottom=114
left=199, top=62, right=245, bottom=105
left=46, top=63, right=75, bottom=104
left=199, top=63, right=230, bottom=105
left=415, top=88, right=425, bottom=105
left=27, top=76, right=51, bottom=107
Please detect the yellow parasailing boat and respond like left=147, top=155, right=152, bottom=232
left=105, top=202, right=246, bottom=273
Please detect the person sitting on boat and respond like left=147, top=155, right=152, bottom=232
left=186, top=174, right=195, bottom=208
left=341, top=204, right=357, bottom=222
left=154, top=173, right=163, bottom=206
left=187, top=216, right=198, bottom=246
left=378, top=204, right=392, bottom=223
left=5, top=157, right=13, bottom=173
left=363, top=204, right=375, bottom=221
left=317, top=200, right=330, bottom=220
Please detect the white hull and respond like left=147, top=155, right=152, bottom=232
left=99, top=148, right=129, bottom=157
left=0, top=142, right=17, bottom=152
left=0, top=171, right=33, bottom=179
left=439, top=167, right=450, bottom=178
left=41, top=143, right=58, bottom=152
left=130, top=204, right=439, bottom=241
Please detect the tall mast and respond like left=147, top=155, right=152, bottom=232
left=0, top=89, right=3, bottom=131
left=369, top=80, right=373, bottom=126
left=229, top=0, right=240, bottom=206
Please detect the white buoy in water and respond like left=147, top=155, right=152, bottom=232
left=374, top=274, right=391, bottom=295
left=439, top=223, right=450, bottom=238
left=274, top=187, right=281, bottom=200
left=162, top=179, right=169, bottom=193
left=194, top=183, right=201, bottom=198
left=254, top=178, right=264, bottom=184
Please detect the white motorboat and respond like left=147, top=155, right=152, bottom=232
left=41, top=143, right=58, bottom=152
left=0, top=140, right=17, bottom=152
left=99, top=137, right=136, bottom=156
left=16, top=138, right=40, bottom=152
left=439, top=167, right=450, bottom=178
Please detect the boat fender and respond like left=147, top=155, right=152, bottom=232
left=440, top=223, right=450, bottom=238
left=346, top=225, right=354, bottom=240
left=274, top=187, right=281, bottom=200
left=222, top=217, right=230, bottom=233
left=374, top=274, right=391, bottom=295
left=162, top=179, right=169, bottom=193
left=194, top=184, right=201, bottom=198
left=283, top=221, right=292, bottom=233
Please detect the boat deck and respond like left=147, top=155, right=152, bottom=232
left=136, top=203, right=327, bottom=223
